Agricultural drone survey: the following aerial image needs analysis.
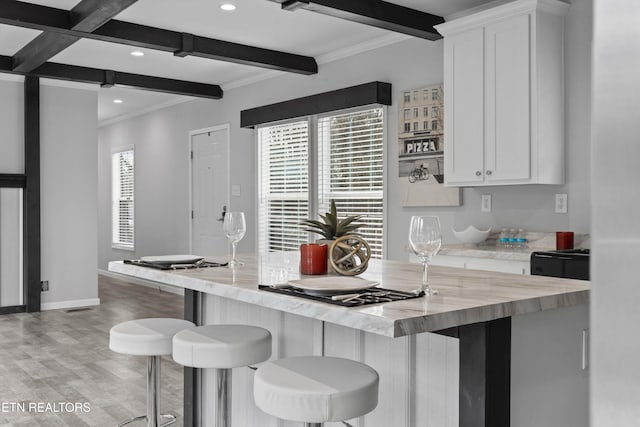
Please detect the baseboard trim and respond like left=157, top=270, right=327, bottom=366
left=98, top=269, right=185, bottom=296
left=41, top=298, right=101, bottom=311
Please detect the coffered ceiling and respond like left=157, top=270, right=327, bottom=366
left=0, top=0, right=495, bottom=123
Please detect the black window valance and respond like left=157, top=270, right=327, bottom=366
left=240, top=81, right=392, bottom=128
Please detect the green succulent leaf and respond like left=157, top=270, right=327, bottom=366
left=299, top=199, right=364, bottom=240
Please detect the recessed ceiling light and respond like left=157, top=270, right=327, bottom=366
left=220, top=3, right=236, bottom=11
left=113, top=99, right=124, bottom=104
left=130, top=50, right=144, bottom=57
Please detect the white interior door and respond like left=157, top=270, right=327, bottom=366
left=190, top=125, right=230, bottom=257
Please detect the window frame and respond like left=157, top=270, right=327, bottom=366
left=111, top=146, right=135, bottom=251
left=256, top=105, right=387, bottom=258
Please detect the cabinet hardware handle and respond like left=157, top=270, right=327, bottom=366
left=486, top=170, right=493, bottom=176
left=475, top=171, right=482, bottom=176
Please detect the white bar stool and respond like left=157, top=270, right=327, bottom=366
left=109, top=318, right=195, bottom=427
left=172, top=324, right=272, bottom=427
left=253, top=356, right=379, bottom=427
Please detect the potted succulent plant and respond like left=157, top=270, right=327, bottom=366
left=300, top=200, right=363, bottom=240
left=301, top=200, right=365, bottom=273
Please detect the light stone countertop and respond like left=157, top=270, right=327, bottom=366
left=440, top=232, right=590, bottom=261
left=439, top=245, right=535, bottom=261
left=108, top=252, right=589, bottom=338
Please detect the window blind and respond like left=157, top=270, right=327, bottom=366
left=258, top=108, right=385, bottom=258
left=112, top=149, right=134, bottom=249
left=258, top=121, right=309, bottom=252
left=318, top=108, right=384, bottom=258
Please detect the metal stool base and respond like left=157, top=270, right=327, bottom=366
left=117, top=355, right=177, bottom=427
left=302, top=421, right=353, bottom=427
left=117, top=413, right=176, bottom=427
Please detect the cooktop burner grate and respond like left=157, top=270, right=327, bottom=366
left=123, top=259, right=228, bottom=270
left=258, top=285, right=423, bottom=307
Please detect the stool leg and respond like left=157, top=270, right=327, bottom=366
left=215, top=368, right=232, bottom=427
left=147, top=355, right=161, bottom=427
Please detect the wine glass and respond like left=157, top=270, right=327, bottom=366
left=408, top=216, right=442, bottom=295
left=223, top=212, right=246, bottom=267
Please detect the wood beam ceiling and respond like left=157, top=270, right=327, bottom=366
left=0, top=0, right=437, bottom=97
left=0, top=55, right=223, bottom=99
left=278, top=0, right=444, bottom=40
left=12, top=0, right=139, bottom=72
left=0, top=0, right=318, bottom=75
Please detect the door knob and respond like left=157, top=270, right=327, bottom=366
left=486, top=170, right=493, bottom=176
left=217, top=205, right=227, bottom=222
left=475, top=171, right=482, bottom=177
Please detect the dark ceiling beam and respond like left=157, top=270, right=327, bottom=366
left=278, top=0, right=444, bottom=41
left=11, top=0, right=139, bottom=73
left=93, top=21, right=318, bottom=74
left=0, top=0, right=69, bottom=31
left=0, top=55, right=223, bottom=99
left=0, top=0, right=318, bottom=75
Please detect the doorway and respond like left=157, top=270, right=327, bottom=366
left=189, top=125, right=230, bottom=257
left=0, top=188, right=23, bottom=309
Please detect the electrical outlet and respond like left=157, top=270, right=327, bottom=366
left=41, top=280, right=49, bottom=292
left=231, top=184, right=241, bottom=197
left=481, top=194, right=492, bottom=212
left=555, top=194, right=568, bottom=214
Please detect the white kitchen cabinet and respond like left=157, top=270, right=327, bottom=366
left=430, top=254, right=531, bottom=275
left=436, top=0, right=569, bottom=186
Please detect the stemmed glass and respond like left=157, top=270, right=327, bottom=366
left=223, top=212, right=246, bottom=267
left=408, top=215, right=442, bottom=295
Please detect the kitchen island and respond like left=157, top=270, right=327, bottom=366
left=109, top=253, right=589, bottom=427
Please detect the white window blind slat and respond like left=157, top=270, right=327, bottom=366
left=112, top=149, right=134, bottom=249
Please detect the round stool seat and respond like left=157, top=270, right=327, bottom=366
left=172, top=324, right=272, bottom=369
left=109, top=318, right=195, bottom=356
left=254, top=356, right=379, bottom=423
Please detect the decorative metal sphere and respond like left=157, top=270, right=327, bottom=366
left=329, top=235, right=372, bottom=276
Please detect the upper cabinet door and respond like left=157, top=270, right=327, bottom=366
left=485, top=14, right=531, bottom=184
left=443, top=28, right=485, bottom=185
left=436, top=0, right=568, bottom=187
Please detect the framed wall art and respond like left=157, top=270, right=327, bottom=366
left=397, top=84, right=461, bottom=207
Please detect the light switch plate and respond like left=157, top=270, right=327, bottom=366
left=555, top=194, right=568, bottom=213
left=231, top=185, right=241, bottom=197
left=481, top=194, right=492, bottom=212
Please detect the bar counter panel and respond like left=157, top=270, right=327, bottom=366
left=108, top=253, right=589, bottom=427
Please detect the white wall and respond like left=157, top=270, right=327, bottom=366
left=40, top=85, right=99, bottom=309
left=0, top=77, right=24, bottom=174
left=0, top=77, right=99, bottom=309
left=590, top=1, right=640, bottom=425
left=98, top=0, right=592, bottom=267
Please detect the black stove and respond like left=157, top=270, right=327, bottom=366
left=530, top=249, right=590, bottom=280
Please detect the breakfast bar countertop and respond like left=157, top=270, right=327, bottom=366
left=108, top=252, right=589, bottom=338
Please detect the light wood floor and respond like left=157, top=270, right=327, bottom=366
left=0, top=275, right=185, bottom=427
